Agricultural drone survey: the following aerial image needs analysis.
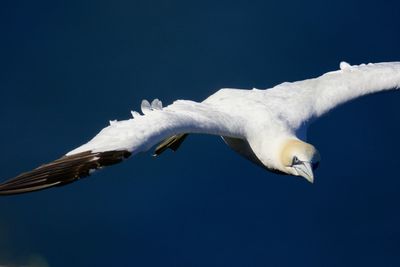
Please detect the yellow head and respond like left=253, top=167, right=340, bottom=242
left=280, top=139, right=320, bottom=183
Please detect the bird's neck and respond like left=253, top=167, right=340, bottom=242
left=247, top=134, right=297, bottom=171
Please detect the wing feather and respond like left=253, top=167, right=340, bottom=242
left=67, top=100, right=242, bottom=155
left=0, top=100, right=241, bottom=195
left=0, top=151, right=131, bottom=195
left=267, top=62, right=400, bottom=128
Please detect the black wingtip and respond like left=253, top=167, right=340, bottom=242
left=0, top=150, right=132, bottom=196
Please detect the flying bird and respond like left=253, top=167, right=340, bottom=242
left=1, top=61, right=399, bottom=195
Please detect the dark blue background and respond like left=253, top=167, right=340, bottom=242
left=0, top=0, right=399, bottom=266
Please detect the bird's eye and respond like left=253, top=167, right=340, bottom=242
left=292, top=156, right=300, bottom=165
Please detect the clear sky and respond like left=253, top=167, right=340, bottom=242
left=0, top=0, right=399, bottom=266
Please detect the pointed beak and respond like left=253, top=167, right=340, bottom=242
left=293, top=161, right=314, bottom=183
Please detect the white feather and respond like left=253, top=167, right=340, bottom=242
left=141, top=99, right=152, bottom=114
left=131, top=111, right=140, bottom=119
left=66, top=61, right=400, bottom=171
left=67, top=100, right=245, bottom=155
left=339, top=61, right=351, bottom=70
left=151, top=99, right=163, bottom=110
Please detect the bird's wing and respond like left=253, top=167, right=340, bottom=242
left=266, top=62, right=400, bottom=129
left=0, top=99, right=243, bottom=195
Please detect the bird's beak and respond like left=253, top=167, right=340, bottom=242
left=294, top=162, right=314, bottom=183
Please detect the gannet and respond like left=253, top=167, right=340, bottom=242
left=0, top=61, right=399, bottom=195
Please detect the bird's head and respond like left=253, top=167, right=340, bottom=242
left=280, top=139, right=320, bottom=183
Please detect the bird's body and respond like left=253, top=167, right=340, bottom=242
left=1, top=61, right=399, bottom=194
left=204, top=88, right=304, bottom=172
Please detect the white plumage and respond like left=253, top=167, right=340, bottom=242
left=0, top=61, right=399, bottom=194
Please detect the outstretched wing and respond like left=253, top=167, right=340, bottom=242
left=266, top=62, right=400, bottom=129
left=0, top=99, right=242, bottom=195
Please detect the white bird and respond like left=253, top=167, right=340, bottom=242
left=1, top=61, right=399, bottom=195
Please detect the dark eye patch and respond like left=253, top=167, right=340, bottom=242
left=292, top=156, right=300, bottom=165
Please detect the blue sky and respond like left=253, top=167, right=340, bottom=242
left=0, top=0, right=399, bottom=266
